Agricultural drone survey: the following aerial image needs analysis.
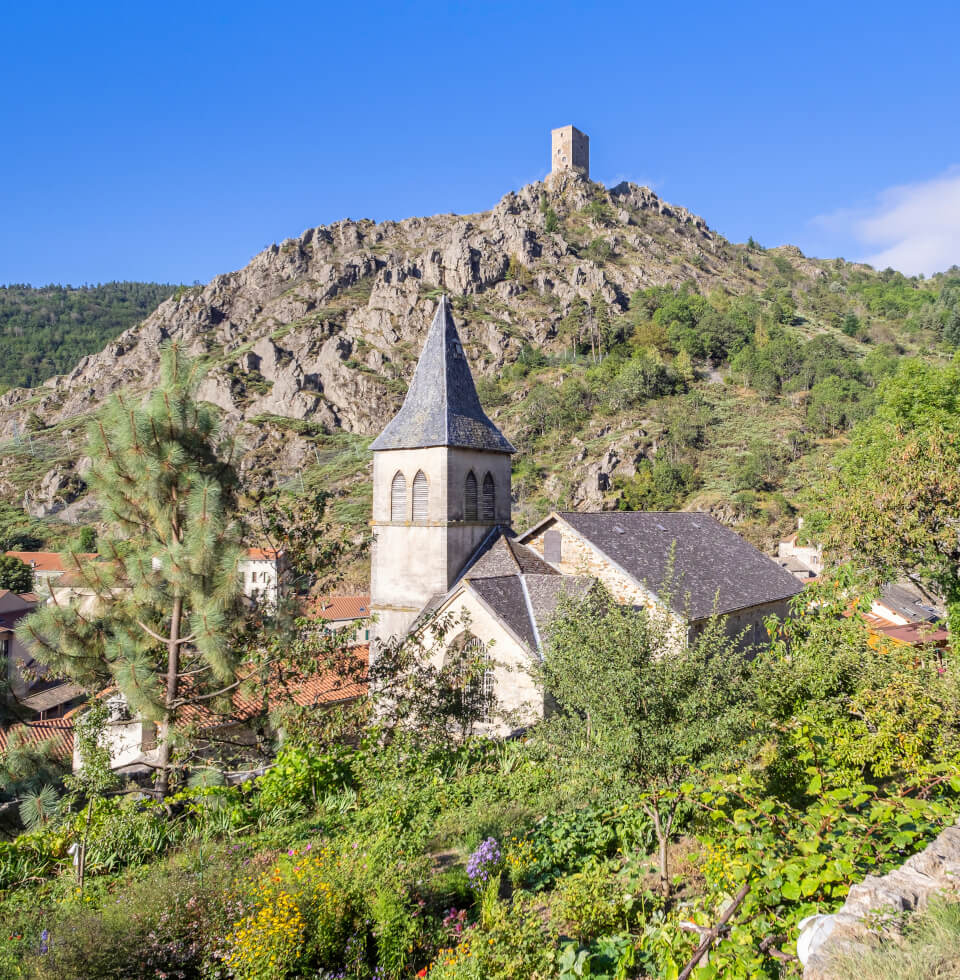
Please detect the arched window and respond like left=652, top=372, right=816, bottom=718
left=445, top=633, right=494, bottom=726
left=464, top=471, right=478, bottom=520
left=390, top=471, right=406, bottom=522
left=412, top=470, right=429, bottom=523
left=481, top=473, right=495, bottom=521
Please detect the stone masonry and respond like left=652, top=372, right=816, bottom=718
left=799, top=820, right=960, bottom=979
left=551, top=125, right=589, bottom=178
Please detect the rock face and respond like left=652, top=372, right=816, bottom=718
left=800, top=821, right=960, bottom=979
left=0, top=172, right=824, bottom=505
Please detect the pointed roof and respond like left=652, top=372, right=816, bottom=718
left=370, top=296, right=515, bottom=453
left=464, top=532, right=557, bottom=580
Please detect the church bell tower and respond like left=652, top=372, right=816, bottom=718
left=369, top=296, right=515, bottom=651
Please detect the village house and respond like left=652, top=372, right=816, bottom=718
left=238, top=547, right=285, bottom=607
left=309, top=595, right=370, bottom=646
left=4, top=551, right=97, bottom=589
left=369, top=297, right=804, bottom=732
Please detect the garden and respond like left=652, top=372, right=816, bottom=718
left=1, top=576, right=958, bottom=980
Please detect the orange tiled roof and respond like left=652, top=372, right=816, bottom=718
left=0, top=650, right=369, bottom=760
left=0, top=717, right=74, bottom=762
left=872, top=622, right=950, bottom=646
left=305, top=595, right=370, bottom=622
left=244, top=548, right=282, bottom=560
left=5, top=552, right=97, bottom=573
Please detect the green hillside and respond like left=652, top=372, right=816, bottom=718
left=0, top=282, right=176, bottom=390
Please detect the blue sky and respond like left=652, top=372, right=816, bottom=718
left=3, top=0, right=959, bottom=285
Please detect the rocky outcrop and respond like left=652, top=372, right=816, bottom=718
left=0, top=172, right=834, bottom=504
left=799, top=821, right=960, bottom=979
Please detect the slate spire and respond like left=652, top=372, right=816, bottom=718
left=371, top=296, right=515, bottom=453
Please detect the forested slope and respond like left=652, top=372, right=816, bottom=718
left=0, top=282, right=176, bottom=389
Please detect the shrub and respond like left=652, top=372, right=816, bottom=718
left=30, top=856, right=238, bottom=979
left=555, top=861, right=629, bottom=941
left=256, top=745, right=353, bottom=810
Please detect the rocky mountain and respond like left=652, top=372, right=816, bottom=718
left=0, top=171, right=942, bottom=546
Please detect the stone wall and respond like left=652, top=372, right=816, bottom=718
left=800, top=819, right=960, bottom=978
left=370, top=445, right=511, bottom=651
left=551, top=126, right=589, bottom=178
left=424, top=586, right=543, bottom=736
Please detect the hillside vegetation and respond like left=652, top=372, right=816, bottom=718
left=0, top=282, right=176, bottom=391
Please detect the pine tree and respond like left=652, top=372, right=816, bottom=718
left=20, top=342, right=245, bottom=797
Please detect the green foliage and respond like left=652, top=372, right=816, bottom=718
left=615, top=458, right=695, bottom=511
left=556, top=861, right=630, bottom=941
left=537, top=588, right=758, bottom=894
left=607, top=352, right=679, bottom=410
left=0, top=282, right=175, bottom=389
left=544, top=207, right=560, bottom=234
left=256, top=745, right=353, bottom=809
left=0, top=504, right=46, bottom=552
left=824, top=356, right=960, bottom=633
left=19, top=342, right=248, bottom=795
left=0, top=555, right=32, bottom=594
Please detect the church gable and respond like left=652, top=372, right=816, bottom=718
left=520, top=515, right=655, bottom=609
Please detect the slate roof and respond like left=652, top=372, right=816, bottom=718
left=877, top=583, right=941, bottom=623
left=438, top=528, right=594, bottom=653
left=370, top=296, right=515, bottom=453
left=463, top=533, right=557, bottom=580
left=545, top=512, right=803, bottom=620
left=467, top=574, right=595, bottom=653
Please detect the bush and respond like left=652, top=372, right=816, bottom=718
left=256, top=745, right=353, bottom=810
left=30, top=855, right=238, bottom=979
left=555, top=861, right=629, bottom=940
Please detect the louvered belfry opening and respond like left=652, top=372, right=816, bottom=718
left=412, top=470, right=429, bottom=523
left=390, top=471, right=406, bottom=522
left=464, top=471, right=478, bottom=520
left=481, top=473, right=495, bottom=521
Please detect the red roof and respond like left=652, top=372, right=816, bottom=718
left=5, top=552, right=97, bottom=573
left=0, top=717, right=74, bottom=762
left=872, top=622, right=950, bottom=646
left=176, top=649, right=369, bottom=730
left=244, top=548, right=282, bottom=561
left=306, top=595, right=370, bottom=622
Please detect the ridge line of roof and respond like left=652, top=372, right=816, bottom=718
left=517, top=574, right=543, bottom=656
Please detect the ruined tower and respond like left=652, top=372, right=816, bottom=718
left=369, top=297, right=515, bottom=651
left=551, top=125, right=589, bottom=178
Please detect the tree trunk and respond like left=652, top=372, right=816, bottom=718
left=154, top=595, right=183, bottom=798
left=648, top=803, right=670, bottom=898
left=78, top=795, right=93, bottom=893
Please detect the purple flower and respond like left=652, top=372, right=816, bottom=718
left=466, top=837, right=502, bottom=887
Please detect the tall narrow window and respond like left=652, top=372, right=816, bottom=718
left=464, top=471, right=478, bottom=520
left=390, top=471, right=406, bottom=522
left=481, top=473, right=495, bottom=520
left=544, top=529, right=562, bottom=563
left=412, top=470, right=429, bottom=523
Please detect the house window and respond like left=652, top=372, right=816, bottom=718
left=544, top=530, right=562, bottom=563
left=390, top=471, right=406, bottom=521
left=464, top=471, right=478, bottom=520
left=412, top=470, right=429, bottom=523
left=481, top=473, right=495, bottom=521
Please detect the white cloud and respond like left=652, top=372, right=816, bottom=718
left=813, top=168, right=960, bottom=276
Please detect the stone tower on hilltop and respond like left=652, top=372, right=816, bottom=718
left=369, top=297, right=515, bottom=651
left=551, top=125, right=589, bottom=179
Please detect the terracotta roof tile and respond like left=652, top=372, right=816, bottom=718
left=0, top=717, right=74, bottom=762
left=4, top=552, right=97, bottom=573
left=306, top=595, right=370, bottom=621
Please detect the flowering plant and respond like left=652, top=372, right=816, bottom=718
left=465, top=838, right=502, bottom=889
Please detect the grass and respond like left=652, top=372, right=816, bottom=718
left=834, top=900, right=960, bottom=979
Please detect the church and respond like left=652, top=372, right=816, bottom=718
left=369, top=297, right=803, bottom=731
